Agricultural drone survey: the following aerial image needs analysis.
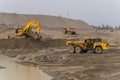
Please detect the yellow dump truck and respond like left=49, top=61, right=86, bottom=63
left=62, top=28, right=76, bottom=35
left=66, top=38, right=110, bottom=54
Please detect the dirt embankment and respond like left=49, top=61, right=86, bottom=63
left=0, top=13, right=93, bottom=30
left=0, top=38, right=66, bottom=49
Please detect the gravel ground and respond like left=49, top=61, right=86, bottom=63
left=0, top=38, right=120, bottom=80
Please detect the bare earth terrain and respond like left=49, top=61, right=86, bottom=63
left=0, top=13, right=120, bottom=80
left=0, top=38, right=120, bottom=80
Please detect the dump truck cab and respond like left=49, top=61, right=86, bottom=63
left=66, top=38, right=110, bottom=54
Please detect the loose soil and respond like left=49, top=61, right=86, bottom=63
left=0, top=38, right=120, bottom=80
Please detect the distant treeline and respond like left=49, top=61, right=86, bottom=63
left=91, top=24, right=120, bottom=30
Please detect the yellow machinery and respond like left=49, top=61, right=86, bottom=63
left=14, top=21, right=41, bottom=39
left=62, top=28, right=76, bottom=35
left=66, top=38, right=110, bottom=54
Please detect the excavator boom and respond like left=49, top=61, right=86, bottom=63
left=23, top=21, right=40, bottom=34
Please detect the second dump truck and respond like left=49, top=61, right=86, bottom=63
left=62, top=28, right=76, bottom=35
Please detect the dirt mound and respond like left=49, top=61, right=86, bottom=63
left=0, top=38, right=66, bottom=49
left=0, top=13, right=96, bottom=39
left=0, top=13, right=93, bottom=30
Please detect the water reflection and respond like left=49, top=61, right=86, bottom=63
left=0, top=55, right=52, bottom=80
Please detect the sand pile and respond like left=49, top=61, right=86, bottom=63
left=0, top=12, right=96, bottom=39
left=0, top=13, right=93, bottom=30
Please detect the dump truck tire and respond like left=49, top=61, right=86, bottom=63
left=71, top=32, right=76, bottom=35
left=68, top=45, right=75, bottom=53
left=94, top=47, right=102, bottom=54
left=75, top=46, right=82, bottom=53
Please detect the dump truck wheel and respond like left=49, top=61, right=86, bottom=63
left=68, top=45, right=75, bottom=53
left=75, top=46, right=82, bottom=53
left=71, top=32, right=76, bottom=35
left=94, top=47, right=102, bottom=54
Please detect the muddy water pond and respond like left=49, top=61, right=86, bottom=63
left=0, top=55, right=52, bottom=80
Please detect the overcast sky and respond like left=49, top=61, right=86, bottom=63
left=0, top=0, right=120, bottom=26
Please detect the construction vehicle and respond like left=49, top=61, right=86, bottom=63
left=66, top=38, right=110, bottom=54
left=62, top=28, right=76, bottom=35
left=14, top=21, right=41, bottom=39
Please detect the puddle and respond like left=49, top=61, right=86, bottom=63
left=0, top=55, right=52, bottom=80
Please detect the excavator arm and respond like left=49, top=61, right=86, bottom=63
left=23, top=21, right=41, bottom=34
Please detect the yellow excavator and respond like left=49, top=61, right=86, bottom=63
left=14, top=21, right=41, bottom=39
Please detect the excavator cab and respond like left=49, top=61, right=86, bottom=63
left=15, top=28, right=19, bottom=33
left=14, top=28, right=23, bottom=35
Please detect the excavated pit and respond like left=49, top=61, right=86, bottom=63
left=0, top=38, right=66, bottom=49
left=0, top=38, right=120, bottom=80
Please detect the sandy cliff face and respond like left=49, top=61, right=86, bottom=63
left=0, top=13, right=93, bottom=30
left=0, top=13, right=96, bottom=39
